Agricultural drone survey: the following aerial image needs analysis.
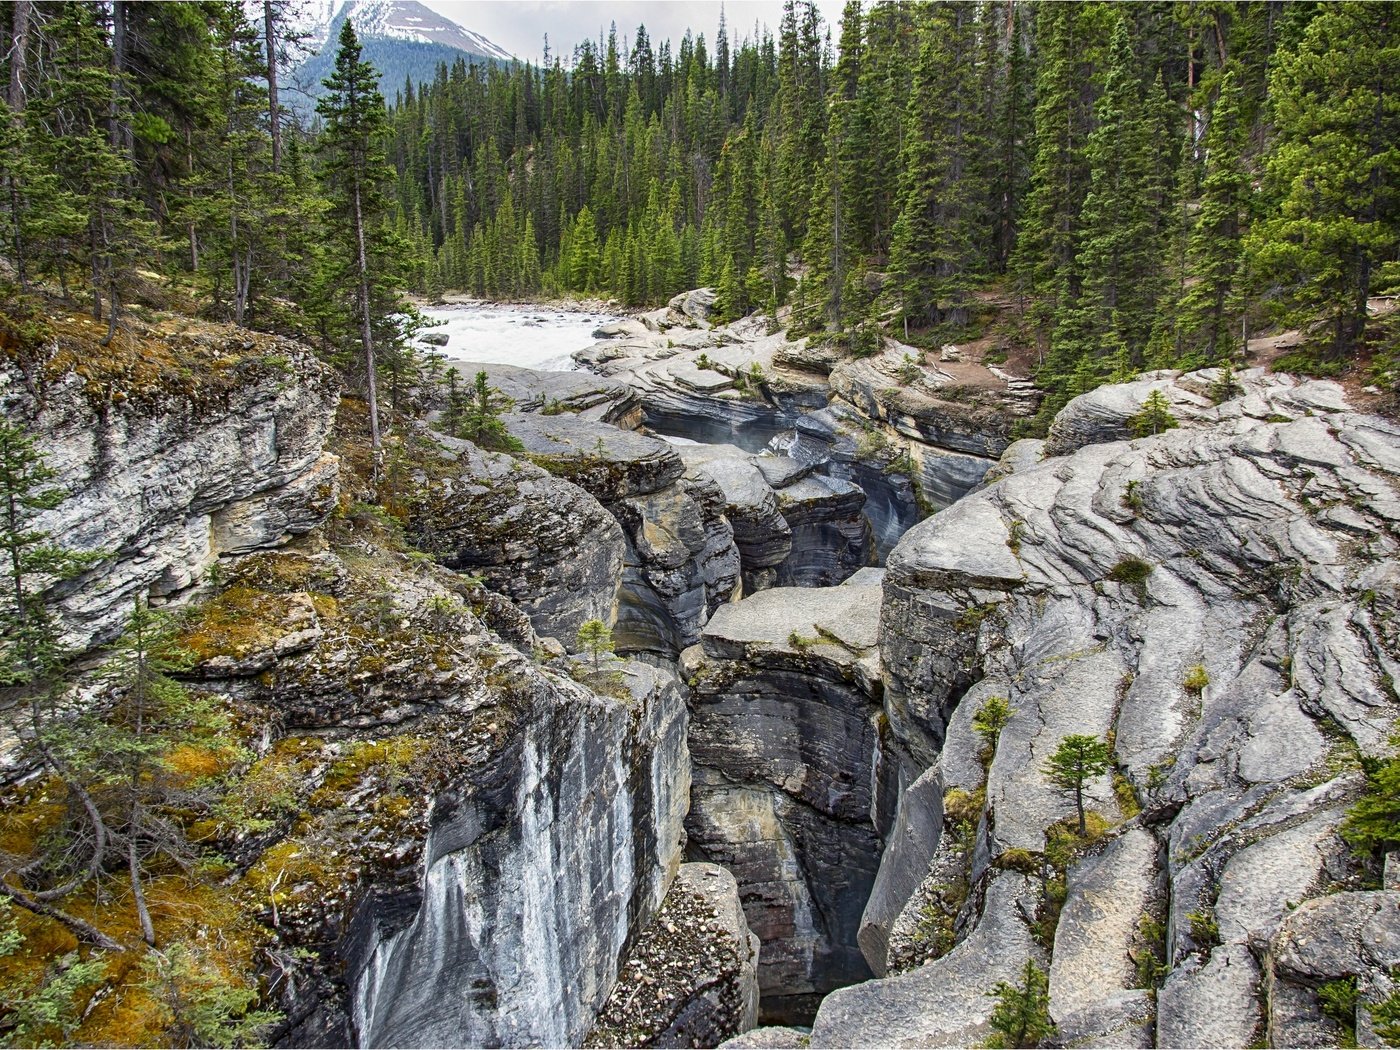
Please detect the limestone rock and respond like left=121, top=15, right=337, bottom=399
left=1050, top=828, right=1160, bottom=1039
left=450, top=360, right=639, bottom=426
left=718, top=1026, right=810, bottom=1049
left=349, top=653, right=691, bottom=1048
left=681, top=576, right=885, bottom=1021
left=807, top=874, right=1045, bottom=1048
left=1264, top=891, right=1400, bottom=1048
left=852, top=368, right=1399, bottom=1050
left=859, top=763, right=944, bottom=976
left=403, top=432, right=625, bottom=648
left=3, top=316, right=341, bottom=652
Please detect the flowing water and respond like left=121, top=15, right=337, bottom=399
left=419, top=301, right=619, bottom=371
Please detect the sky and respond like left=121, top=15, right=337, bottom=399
left=421, top=1, right=839, bottom=64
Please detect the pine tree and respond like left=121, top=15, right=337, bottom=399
left=887, top=2, right=986, bottom=333
left=457, top=370, right=518, bottom=450
left=1248, top=3, right=1400, bottom=361
left=318, top=21, right=405, bottom=480
left=985, top=959, right=1056, bottom=1049
left=1127, top=390, right=1179, bottom=438
left=1042, top=734, right=1113, bottom=835
left=1065, top=16, right=1164, bottom=375
left=1177, top=70, right=1250, bottom=364
left=576, top=617, right=614, bottom=670
left=0, top=420, right=117, bottom=951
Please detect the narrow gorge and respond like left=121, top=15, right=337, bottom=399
left=8, top=287, right=1396, bottom=1049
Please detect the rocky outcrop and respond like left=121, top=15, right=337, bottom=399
left=674, top=443, right=874, bottom=593
left=680, top=571, right=886, bottom=1023
left=803, top=370, right=1400, bottom=1046
left=351, top=652, right=690, bottom=1048
left=2, top=314, right=341, bottom=651
left=180, top=546, right=690, bottom=1050
left=1262, top=890, right=1400, bottom=1047
left=402, top=430, right=625, bottom=648
left=448, top=360, right=640, bottom=427
left=502, top=412, right=741, bottom=657
left=588, top=862, right=761, bottom=1048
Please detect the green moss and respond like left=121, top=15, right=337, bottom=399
left=1183, top=664, right=1210, bottom=694
left=1106, top=557, right=1154, bottom=586
left=178, top=586, right=307, bottom=665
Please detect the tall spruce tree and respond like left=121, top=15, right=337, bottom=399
left=887, top=2, right=986, bottom=333
left=1248, top=3, right=1400, bottom=360
left=1177, top=70, right=1250, bottom=364
left=318, top=21, right=407, bottom=478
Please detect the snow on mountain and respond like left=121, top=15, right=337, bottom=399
left=298, top=0, right=513, bottom=62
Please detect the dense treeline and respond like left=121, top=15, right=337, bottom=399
left=389, top=0, right=1399, bottom=420
left=0, top=1, right=1397, bottom=425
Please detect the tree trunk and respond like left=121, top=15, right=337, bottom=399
left=264, top=1, right=282, bottom=173
left=110, top=1, right=133, bottom=159
left=353, top=180, right=383, bottom=477
left=1075, top=784, right=1086, bottom=836
left=6, top=0, right=29, bottom=111
left=128, top=833, right=155, bottom=946
left=0, top=882, right=121, bottom=951
left=6, top=2, right=29, bottom=286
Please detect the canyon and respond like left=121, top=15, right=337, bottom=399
left=5, top=291, right=1398, bottom=1048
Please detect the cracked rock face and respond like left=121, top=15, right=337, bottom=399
left=800, top=369, right=1400, bottom=1048
left=680, top=572, right=886, bottom=1023
left=3, top=323, right=341, bottom=652
left=499, top=410, right=742, bottom=658
left=403, top=431, right=625, bottom=649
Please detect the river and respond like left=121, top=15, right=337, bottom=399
left=419, top=301, right=620, bottom=371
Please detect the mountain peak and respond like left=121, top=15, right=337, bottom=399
left=303, top=0, right=513, bottom=62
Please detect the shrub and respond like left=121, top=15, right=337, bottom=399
left=985, top=959, right=1055, bottom=1048
left=972, top=696, right=1014, bottom=757
left=1106, top=557, right=1153, bottom=586
left=1183, top=664, right=1210, bottom=694
left=1127, top=389, right=1179, bottom=438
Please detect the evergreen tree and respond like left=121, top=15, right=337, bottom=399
left=887, top=2, right=986, bottom=334
left=1248, top=3, right=1400, bottom=360
left=318, top=20, right=409, bottom=480
left=576, top=618, right=614, bottom=670
left=457, top=370, right=518, bottom=450
left=1177, top=70, right=1250, bottom=364
left=1042, top=734, right=1113, bottom=836
left=1053, top=16, right=1164, bottom=383
left=985, top=959, right=1056, bottom=1049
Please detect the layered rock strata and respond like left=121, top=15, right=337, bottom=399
left=500, top=412, right=741, bottom=657
left=403, top=429, right=626, bottom=649
left=1, top=317, right=341, bottom=651
left=680, top=570, right=886, bottom=1023
left=799, top=369, right=1400, bottom=1047
left=178, top=547, right=690, bottom=1049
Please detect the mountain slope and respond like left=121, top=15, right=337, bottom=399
left=291, top=0, right=512, bottom=104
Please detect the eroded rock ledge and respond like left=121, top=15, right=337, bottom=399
left=799, top=369, right=1400, bottom=1048
left=1, top=315, right=341, bottom=651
